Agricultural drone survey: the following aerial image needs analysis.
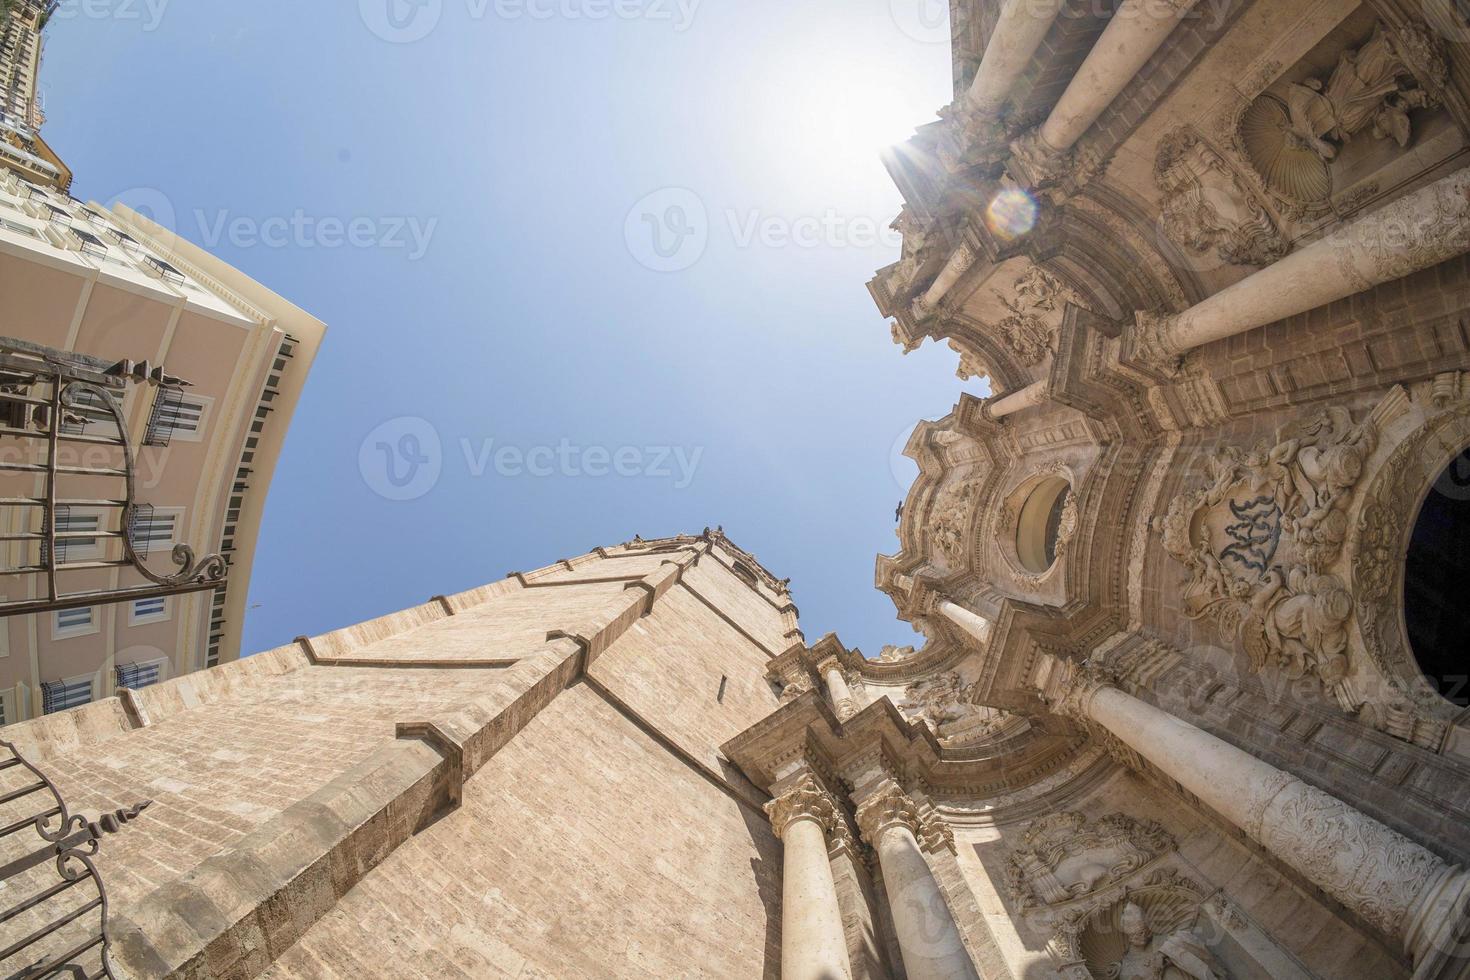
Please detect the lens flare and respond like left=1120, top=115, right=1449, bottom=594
left=986, top=188, right=1038, bottom=241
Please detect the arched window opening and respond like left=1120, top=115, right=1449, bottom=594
left=1405, top=446, right=1470, bottom=706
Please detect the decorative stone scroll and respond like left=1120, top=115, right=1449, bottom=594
left=1159, top=404, right=1385, bottom=707
left=1004, top=811, right=1176, bottom=911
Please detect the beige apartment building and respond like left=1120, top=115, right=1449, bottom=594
left=0, top=175, right=325, bottom=725
left=0, top=0, right=70, bottom=191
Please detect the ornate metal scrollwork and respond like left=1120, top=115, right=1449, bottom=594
left=0, top=336, right=227, bottom=618
left=0, top=739, right=150, bottom=979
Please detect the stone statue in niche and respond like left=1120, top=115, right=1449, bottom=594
left=1108, top=901, right=1228, bottom=980
left=1159, top=403, right=1385, bottom=709
left=1239, top=22, right=1447, bottom=204
left=1005, top=812, right=1175, bottom=911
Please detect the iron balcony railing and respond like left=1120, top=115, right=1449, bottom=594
left=0, top=336, right=227, bottom=618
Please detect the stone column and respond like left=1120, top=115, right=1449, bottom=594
left=964, top=0, right=1065, bottom=119
left=856, top=785, right=980, bottom=980
left=984, top=380, right=1047, bottom=419
left=766, top=775, right=854, bottom=980
left=936, top=599, right=992, bottom=647
left=817, top=656, right=858, bottom=721
left=1055, top=670, right=1470, bottom=966
left=1014, top=0, right=1200, bottom=176
left=1133, top=167, right=1470, bottom=368
left=944, top=0, right=1065, bottom=167
left=913, top=242, right=977, bottom=318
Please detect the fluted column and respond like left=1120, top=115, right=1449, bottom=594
left=817, top=656, right=857, bottom=721
left=985, top=380, right=1047, bottom=419
left=766, top=775, right=854, bottom=980
left=1132, top=167, right=1470, bottom=370
left=936, top=599, right=992, bottom=647
left=856, top=785, right=980, bottom=980
left=1055, top=670, right=1470, bottom=966
left=1013, top=0, right=1200, bottom=177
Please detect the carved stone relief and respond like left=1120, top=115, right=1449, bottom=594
left=1155, top=128, right=1288, bottom=268
left=931, top=479, right=980, bottom=565
left=993, top=266, right=1069, bottom=365
left=1042, top=869, right=1227, bottom=980
left=1004, top=811, right=1176, bottom=912
left=895, top=671, right=1007, bottom=746
left=1238, top=23, right=1448, bottom=207
left=1081, top=897, right=1229, bottom=980
left=1159, top=403, right=1389, bottom=709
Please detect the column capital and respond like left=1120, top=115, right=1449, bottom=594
left=855, top=784, right=922, bottom=843
left=1124, top=309, right=1184, bottom=377
left=814, top=654, right=844, bottom=676
left=765, top=773, right=840, bottom=840
left=1045, top=661, right=1119, bottom=723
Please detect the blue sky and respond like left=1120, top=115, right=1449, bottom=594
left=39, top=0, right=976, bottom=657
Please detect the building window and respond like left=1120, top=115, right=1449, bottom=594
left=115, top=658, right=165, bottom=691
left=52, top=606, right=96, bottom=640
left=1405, top=446, right=1470, bottom=706
left=129, top=596, right=169, bottom=626
left=1015, top=477, right=1073, bottom=574
left=127, top=507, right=178, bottom=559
left=45, top=508, right=102, bottom=564
left=143, top=389, right=209, bottom=445
left=41, top=676, right=93, bottom=713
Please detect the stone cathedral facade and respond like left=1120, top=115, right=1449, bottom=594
left=5, top=0, right=1470, bottom=978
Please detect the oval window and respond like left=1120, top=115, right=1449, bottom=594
left=1016, top=478, right=1072, bottom=573
left=1404, top=447, right=1470, bottom=706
